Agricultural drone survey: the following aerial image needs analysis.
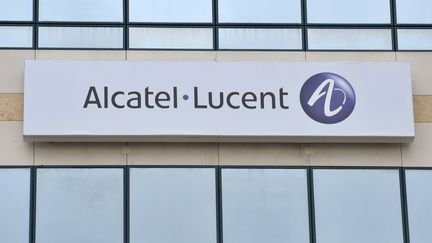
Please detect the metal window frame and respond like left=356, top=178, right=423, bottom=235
left=0, top=0, right=432, bottom=50
left=2, top=165, right=431, bottom=243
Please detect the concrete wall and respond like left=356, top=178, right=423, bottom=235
left=1, top=50, right=431, bottom=167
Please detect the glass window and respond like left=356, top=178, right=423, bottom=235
left=313, top=169, right=404, bottom=243
left=129, top=0, right=212, bottom=23
left=222, top=169, right=310, bottom=243
left=129, top=27, right=213, bottom=49
left=307, top=0, right=390, bottom=23
left=0, top=26, right=33, bottom=48
left=218, top=0, right=301, bottom=23
left=405, top=170, right=432, bottom=243
left=39, top=0, right=123, bottom=22
left=307, top=29, right=392, bottom=50
left=129, top=168, right=217, bottom=243
left=0, top=169, right=30, bottom=243
left=397, top=0, right=432, bottom=24
left=218, top=28, right=302, bottom=50
left=38, top=27, right=123, bottom=49
left=0, top=0, right=32, bottom=21
left=35, top=169, right=123, bottom=243
left=398, top=29, right=432, bottom=50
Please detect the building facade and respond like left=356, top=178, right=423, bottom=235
left=1, top=0, right=432, bottom=242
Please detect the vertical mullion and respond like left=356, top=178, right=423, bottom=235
left=212, top=0, right=219, bottom=50
left=307, top=168, right=316, bottom=243
left=123, top=0, right=128, bottom=50
left=124, top=167, right=130, bottom=243
left=400, top=169, right=411, bottom=243
left=301, top=0, right=308, bottom=51
left=33, top=0, right=38, bottom=49
left=390, top=0, right=398, bottom=51
left=29, top=167, right=37, bottom=243
left=216, top=167, right=223, bottom=243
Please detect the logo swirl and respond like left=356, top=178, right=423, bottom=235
left=300, top=72, right=355, bottom=124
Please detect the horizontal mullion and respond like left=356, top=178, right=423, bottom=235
left=128, top=48, right=214, bottom=51
left=217, top=23, right=302, bottom=27
left=0, top=21, right=35, bottom=25
left=36, top=47, right=124, bottom=50
left=128, top=23, right=214, bottom=28
left=305, top=49, right=396, bottom=52
left=2, top=23, right=432, bottom=29
left=395, top=24, right=432, bottom=28
left=37, top=21, right=125, bottom=26
left=305, top=24, right=393, bottom=28
left=128, top=22, right=213, bottom=27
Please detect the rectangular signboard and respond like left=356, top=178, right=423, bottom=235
left=24, top=60, right=414, bottom=142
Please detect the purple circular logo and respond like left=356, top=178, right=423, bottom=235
left=300, top=72, right=355, bottom=124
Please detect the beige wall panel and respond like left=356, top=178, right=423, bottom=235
left=403, top=123, right=432, bottom=167
left=35, top=143, right=126, bottom=165
left=306, top=52, right=396, bottom=61
left=0, top=50, right=35, bottom=93
left=216, top=51, right=305, bottom=61
left=127, top=51, right=216, bottom=61
left=127, top=143, right=218, bottom=165
left=0, top=121, right=33, bottom=165
left=0, top=93, right=23, bottom=121
left=310, top=143, right=402, bottom=166
left=219, top=143, right=308, bottom=166
left=414, top=96, right=432, bottom=123
left=397, top=52, right=432, bottom=95
left=36, top=50, right=126, bottom=60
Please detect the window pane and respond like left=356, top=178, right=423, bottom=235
left=129, top=0, right=212, bottom=23
left=313, top=169, right=404, bottom=243
left=405, top=170, right=432, bottom=243
left=218, top=0, right=301, bottom=23
left=0, top=169, right=30, bottom=243
left=398, top=29, right=432, bottom=50
left=129, top=27, right=213, bottom=49
left=222, top=169, right=310, bottom=243
left=38, top=27, right=123, bottom=49
left=0, top=26, right=32, bottom=48
left=36, top=169, right=123, bottom=243
left=218, top=28, right=302, bottom=50
left=130, top=168, right=216, bottom=243
left=39, top=0, right=122, bottom=22
left=307, top=0, right=390, bottom=23
left=308, top=29, right=392, bottom=50
left=0, top=0, right=32, bottom=21
left=397, top=0, right=432, bottom=24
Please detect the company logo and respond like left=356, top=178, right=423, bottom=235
left=300, top=72, right=355, bottom=124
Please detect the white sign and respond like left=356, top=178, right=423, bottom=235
left=24, top=60, right=414, bottom=142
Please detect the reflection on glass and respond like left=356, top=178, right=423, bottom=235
left=129, top=27, right=213, bottom=49
left=0, top=26, right=32, bottom=48
left=130, top=168, right=217, bottom=243
left=398, top=29, right=432, bottom=50
left=222, top=169, right=310, bottom=243
left=39, top=0, right=122, bottom=22
left=313, top=169, right=404, bottom=243
left=218, top=28, right=302, bottom=50
left=0, top=169, right=30, bottom=243
left=0, top=0, right=32, bottom=21
left=307, top=0, right=390, bottom=23
left=397, top=0, right=432, bottom=24
left=129, top=0, right=212, bottom=23
left=308, top=29, right=392, bottom=50
left=36, top=169, right=123, bottom=243
left=405, top=170, right=432, bottom=243
left=218, top=0, right=301, bottom=23
left=38, top=27, right=123, bottom=48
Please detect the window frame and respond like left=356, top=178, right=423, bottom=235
left=0, top=0, right=430, bottom=50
